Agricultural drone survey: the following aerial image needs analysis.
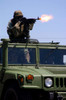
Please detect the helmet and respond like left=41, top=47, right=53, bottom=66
left=14, top=10, right=23, bottom=17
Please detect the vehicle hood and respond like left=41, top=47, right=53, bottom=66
left=43, top=66, right=66, bottom=75
left=6, top=66, right=65, bottom=76
left=6, top=66, right=66, bottom=76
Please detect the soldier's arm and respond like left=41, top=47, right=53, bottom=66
left=7, top=21, right=21, bottom=36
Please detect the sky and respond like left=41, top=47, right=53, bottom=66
left=0, top=0, right=66, bottom=45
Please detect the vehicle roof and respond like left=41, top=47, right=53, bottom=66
left=0, top=39, right=66, bottom=48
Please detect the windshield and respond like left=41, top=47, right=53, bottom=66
left=8, top=47, right=36, bottom=64
left=39, top=48, right=66, bottom=65
left=0, top=47, right=2, bottom=64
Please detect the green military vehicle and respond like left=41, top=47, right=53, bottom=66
left=0, top=39, right=66, bottom=100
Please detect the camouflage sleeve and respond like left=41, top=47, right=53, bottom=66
left=12, top=21, right=21, bottom=37
left=7, top=21, right=21, bottom=36
left=14, top=21, right=21, bottom=30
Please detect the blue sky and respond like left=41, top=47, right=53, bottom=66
left=0, top=0, right=66, bottom=45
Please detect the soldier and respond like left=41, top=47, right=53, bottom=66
left=7, top=10, right=36, bottom=43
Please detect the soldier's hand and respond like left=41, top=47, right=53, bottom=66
left=14, top=21, right=21, bottom=27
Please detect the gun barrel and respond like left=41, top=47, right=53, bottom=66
left=36, top=17, right=40, bottom=20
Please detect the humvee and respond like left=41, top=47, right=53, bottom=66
left=0, top=39, right=66, bottom=100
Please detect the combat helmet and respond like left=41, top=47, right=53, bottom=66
left=14, top=10, right=23, bottom=18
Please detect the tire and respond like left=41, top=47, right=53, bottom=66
left=1, top=85, right=20, bottom=100
left=2, top=85, right=33, bottom=100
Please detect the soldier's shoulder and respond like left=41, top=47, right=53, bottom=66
left=7, top=19, right=13, bottom=28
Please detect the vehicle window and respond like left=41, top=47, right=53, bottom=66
left=8, top=47, right=36, bottom=64
left=39, top=48, right=66, bottom=65
left=0, top=48, right=2, bottom=64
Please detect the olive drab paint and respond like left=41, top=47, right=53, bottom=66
left=0, top=39, right=66, bottom=100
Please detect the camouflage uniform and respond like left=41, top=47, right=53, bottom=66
left=7, top=10, right=35, bottom=43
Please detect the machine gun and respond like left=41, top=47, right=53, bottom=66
left=18, top=17, right=40, bottom=42
left=19, top=17, right=40, bottom=25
